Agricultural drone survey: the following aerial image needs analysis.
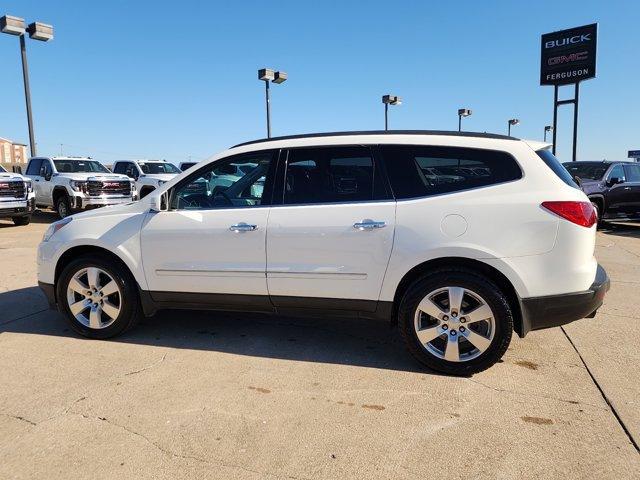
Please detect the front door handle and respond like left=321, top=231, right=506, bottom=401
left=354, top=220, right=386, bottom=231
left=229, top=223, right=258, bottom=232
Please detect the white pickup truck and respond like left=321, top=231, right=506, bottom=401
left=25, top=157, right=136, bottom=218
left=112, top=160, right=181, bottom=198
left=0, top=164, right=35, bottom=226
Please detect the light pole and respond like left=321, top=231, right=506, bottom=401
left=544, top=125, right=553, bottom=142
left=382, top=95, right=401, bottom=131
left=507, top=118, right=520, bottom=136
left=458, top=108, right=472, bottom=132
left=1, top=15, right=53, bottom=158
left=258, top=68, right=287, bottom=138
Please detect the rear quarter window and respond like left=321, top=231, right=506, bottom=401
left=380, top=145, right=522, bottom=199
left=537, top=149, right=578, bottom=188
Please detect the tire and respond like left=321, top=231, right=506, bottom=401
left=56, top=254, right=141, bottom=339
left=12, top=215, right=30, bottom=226
left=398, top=268, right=513, bottom=376
left=56, top=195, right=71, bottom=219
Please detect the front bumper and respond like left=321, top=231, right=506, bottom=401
left=0, top=197, right=35, bottom=217
left=38, top=281, right=57, bottom=309
left=72, top=195, right=132, bottom=209
left=518, top=264, right=610, bottom=336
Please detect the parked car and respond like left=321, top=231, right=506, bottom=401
left=0, top=164, right=35, bottom=225
left=562, top=161, right=640, bottom=222
left=37, top=131, right=609, bottom=375
left=112, top=160, right=181, bottom=198
left=25, top=157, right=136, bottom=218
left=178, top=161, right=198, bottom=171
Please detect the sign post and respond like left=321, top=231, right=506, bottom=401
left=540, top=23, right=597, bottom=161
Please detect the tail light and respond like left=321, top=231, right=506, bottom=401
left=541, top=201, right=597, bottom=228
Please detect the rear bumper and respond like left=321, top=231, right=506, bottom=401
left=518, top=264, right=610, bottom=336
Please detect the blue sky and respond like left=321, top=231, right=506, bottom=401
left=0, top=0, right=638, bottom=164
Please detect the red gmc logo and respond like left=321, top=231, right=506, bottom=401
left=0, top=183, right=8, bottom=188
left=102, top=182, right=120, bottom=188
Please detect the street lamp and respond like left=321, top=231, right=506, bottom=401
left=458, top=108, right=472, bottom=132
left=1, top=15, right=53, bottom=157
left=544, top=125, right=553, bottom=142
left=507, top=118, right=520, bottom=136
left=258, top=68, right=287, bottom=138
left=382, top=95, right=401, bottom=131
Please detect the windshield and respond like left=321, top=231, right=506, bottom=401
left=139, top=162, right=180, bottom=174
left=562, top=162, right=609, bottom=181
left=0, top=165, right=6, bottom=173
left=53, top=159, right=110, bottom=173
left=180, top=162, right=197, bottom=171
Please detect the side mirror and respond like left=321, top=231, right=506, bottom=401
left=149, top=190, right=169, bottom=212
left=44, top=172, right=52, bottom=181
left=607, top=177, right=622, bottom=187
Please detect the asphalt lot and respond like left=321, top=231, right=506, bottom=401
left=1, top=211, right=639, bottom=479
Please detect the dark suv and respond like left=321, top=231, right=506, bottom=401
left=563, top=161, right=640, bottom=222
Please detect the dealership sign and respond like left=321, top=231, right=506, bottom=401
left=540, top=23, right=597, bottom=86
left=629, top=150, right=640, bottom=159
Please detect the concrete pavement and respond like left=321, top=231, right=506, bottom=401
left=1, top=212, right=638, bottom=479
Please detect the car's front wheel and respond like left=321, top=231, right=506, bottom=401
left=12, top=215, right=30, bottom=226
left=398, top=268, right=513, bottom=375
left=57, top=254, right=141, bottom=339
left=56, top=195, right=71, bottom=219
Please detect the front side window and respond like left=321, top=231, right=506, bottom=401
left=139, top=162, right=180, bottom=174
left=53, top=160, right=109, bottom=173
left=171, top=152, right=274, bottom=210
left=283, top=146, right=387, bottom=205
left=382, top=145, right=522, bottom=199
left=26, top=159, right=42, bottom=176
left=624, top=164, right=640, bottom=182
left=608, top=164, right=625, bottom=182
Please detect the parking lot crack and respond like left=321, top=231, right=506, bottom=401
left=124, top=353, right=167, bottom=376
left=0, top=413, right=37, bottom=426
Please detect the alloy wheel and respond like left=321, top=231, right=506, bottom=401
left=66, top=267, right=122, bottom=329
left=414, top=286, right=495, bottom=362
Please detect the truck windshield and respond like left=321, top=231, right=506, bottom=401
left=139, top=162, right=180, bottom=174
left=53, top=160, right=110, bottom=173
left=562, top=162, right=609, bottom=181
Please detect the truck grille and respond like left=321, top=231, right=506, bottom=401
left=87, top=180, right=131, bottom=197
left=0, top=181, right=26, bottom=199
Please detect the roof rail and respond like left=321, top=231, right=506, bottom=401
left=231, top=130, right=517, bottom=148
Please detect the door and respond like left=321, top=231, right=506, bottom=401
left=37, top=159, right=55, bottom=205
left=623, top=163, right=640, bottom=214
left=140, top=150, right=277, bottom=309
left=25, top=158, right=43, bottom=202
left=266, top=146, right=395, bottom=309
left=605, top=164, right=630, bottom=214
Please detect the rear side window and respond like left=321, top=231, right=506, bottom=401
left=381, top=145, right=522, bottom=199
left=283, top=146, right=388, bottom=205
left=624, top=164, right=640, bottom=182
left=537, top=149, right=578, bottom=188
left=26, top=159, right=42, bottom=176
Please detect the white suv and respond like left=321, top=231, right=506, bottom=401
left=0, top=164, right=35, bottom=225
left=36, top=131, right=609, bottom=375
left=112, top=160, right=181, bottom=198
left=25, top=157, right=135, bottom=218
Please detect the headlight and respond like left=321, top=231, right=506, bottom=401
left=157, top=180, right=166, bottom=186
left=70, top=180, right=87, bottom=192
left=42, top=217, right=73, bottom=242
left=24, top=180, right=33, bottom=193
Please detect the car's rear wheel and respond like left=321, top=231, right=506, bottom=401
left=12, top=215, right=30, bottom=226
left=398, top=268, right=513, bottom=375
left=57, top=254, right=141, bottom=339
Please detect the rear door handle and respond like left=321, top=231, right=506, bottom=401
left=353, top=220, right=386, bottom=231
left=229, top=223, right=258, bottom=232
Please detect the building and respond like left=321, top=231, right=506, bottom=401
left=0, top=137, right=28, bottom=164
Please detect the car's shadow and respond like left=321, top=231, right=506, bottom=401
left=600, top=220, right=640, bottom=239
left=0, top=209, right=57, bottom=228
left=0, top=286, right=426, bottom=374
